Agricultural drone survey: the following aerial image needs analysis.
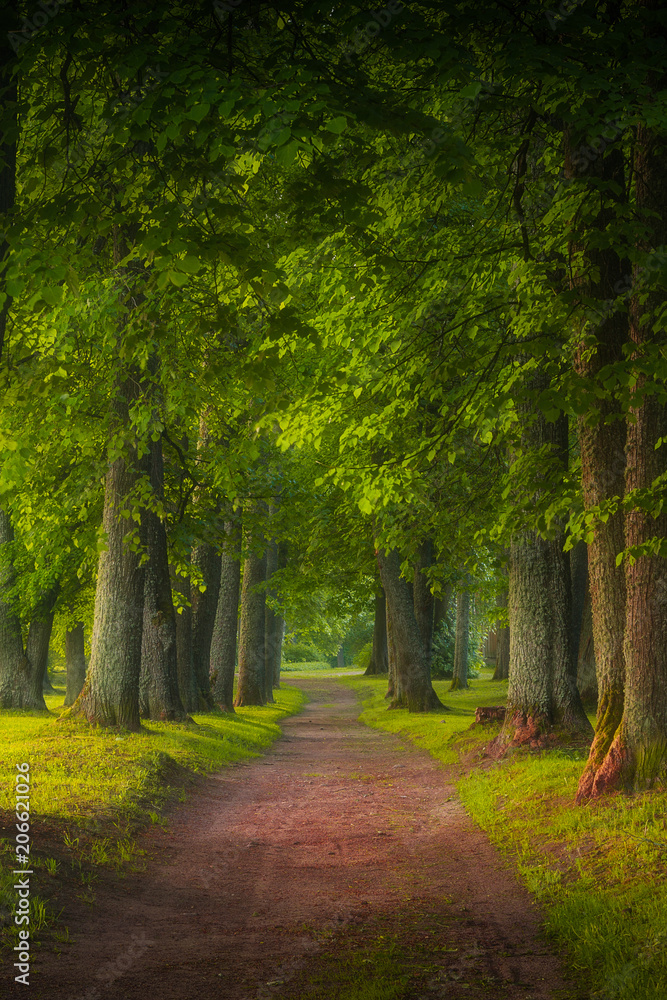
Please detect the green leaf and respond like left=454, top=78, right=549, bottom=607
left=189, top=104, right=210, bottom=123
left=323, top=117, right=347, bottom=134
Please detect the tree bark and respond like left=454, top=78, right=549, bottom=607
left=64, top=623, right=86, bottom=707
left=139, top=436, right=186, bottom=722
left=190, top=542, right=220, bottom=710
left=591, top=106, right=667, bottom=794
left=234, top=542, right=267, bottom=707
left=336, top=646, right=345, bottom=669
left=67, top=384, right=147, bottom=729
left=172, top=570, right=198, bottom=713
left=497, top=393, right=593, bottom=750
left=376, top=548, right=443, bottom=711
left=211, top=521, right=241, bottom=713
left=563, top=131, right=630, bottom=801
left=0, top=509, right=45, bottom=709
left=365, top=588, right=388, bottom=675
left=414, top=539, right=434, bottom=666
left=450, top=589, right=469, bottom=691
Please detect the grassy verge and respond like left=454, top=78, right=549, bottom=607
left=0, top=676, right=305, bottom=951
left=343, top=669, right=667, bottom=1000
left=280, top=661, right=364, bottom=680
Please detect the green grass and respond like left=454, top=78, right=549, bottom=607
left=280, top=661, right=365, bottom=679
left=343, top=668, right=667, bottom=1000
left=0, top=675, right=305, bottom=950
left=342, top=669, right=508, bottom=765
left=1, top=679, right=305, bottom=827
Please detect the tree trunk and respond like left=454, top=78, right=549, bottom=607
left=64, top=623, right=86, bottom=707
left=450, top=589, right=469, bottom=691
left=272, top=542, right=287, bottom=688
left=67, top=383, right=147, bottom=730
left=0, top=509, right=45, bottom=709
left=376, top=548, right=443, bottom=711
left=234, top=543, right=267, bottom=707
left=591, top=108, right=667, bottom=794
left=385, top=602, right=397, bottom=700
left=190, top=542, right=220, bottom=711
left=211, top=521, right=241, bottom=713
left=433, top=583, right=452, bottom=636
left=497, top=396, right=593, bottom=749
left=337, top=646, right=345, bottom=669
left=365, top=588, right=388, bottom=675
left=492, top=584, right=509, bottom=681
left=563, top=131, right=630, bottom=801
left=172, top=570, right=198, bottom=713
left=576, top=589, right=597, bottom=706
left=26, top=585, right=59, bottom=694
left=263, top=539, right=279, bottom=703
left=414, top=539, right=434, bottom=666
left=139, top=437, right=186, bottom=722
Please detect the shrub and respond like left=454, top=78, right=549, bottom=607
left=282, top=642, right=324, bottom=663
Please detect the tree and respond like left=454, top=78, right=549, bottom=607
left=211, top=521, right=241, bottom=713
left=364, top=587, right=388, bottom=676
left=376, top=548, right=442, bottom=711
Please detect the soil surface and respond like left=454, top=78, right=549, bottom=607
left=28, top=679, right=586, bottom=1000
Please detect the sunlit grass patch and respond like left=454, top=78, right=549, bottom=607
left=0, top=684, right=305, bottom=829
left=341, top=668, right=507, bottom=766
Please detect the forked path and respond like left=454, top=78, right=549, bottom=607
left=35, top=680, right=582, bottom=1000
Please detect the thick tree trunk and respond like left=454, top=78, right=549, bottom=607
left=67, top=380, right=147, bottom=730
left=0, top=509, right=45, bottom=709
left=234, top=544, right=267, bottom=707
left=591, top=111, right=667, bottom=794
left=139, top=437, right=186, bottom=722
left=376, top=548, right=443, bottom=711
left=337, top=646, right=345, bottom=669
left=172, top=570, right=198, bottom=713
left=64, top=624, right=86, bottom=707
left=450, top=589, right=469, bottom=691
left=365, top=588, right=388, bottom=675
left=498, top=397, right=593, bottom=750
left=211, top=522, right=241, bottom=713
left=190, top=543, right=220, bottom=711
left=414, top=539, right=434, bottom=666
left=563, top=132, right=630, bottom=801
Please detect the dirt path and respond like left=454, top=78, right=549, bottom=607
left=31, top=679, right=584, bottom=1000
